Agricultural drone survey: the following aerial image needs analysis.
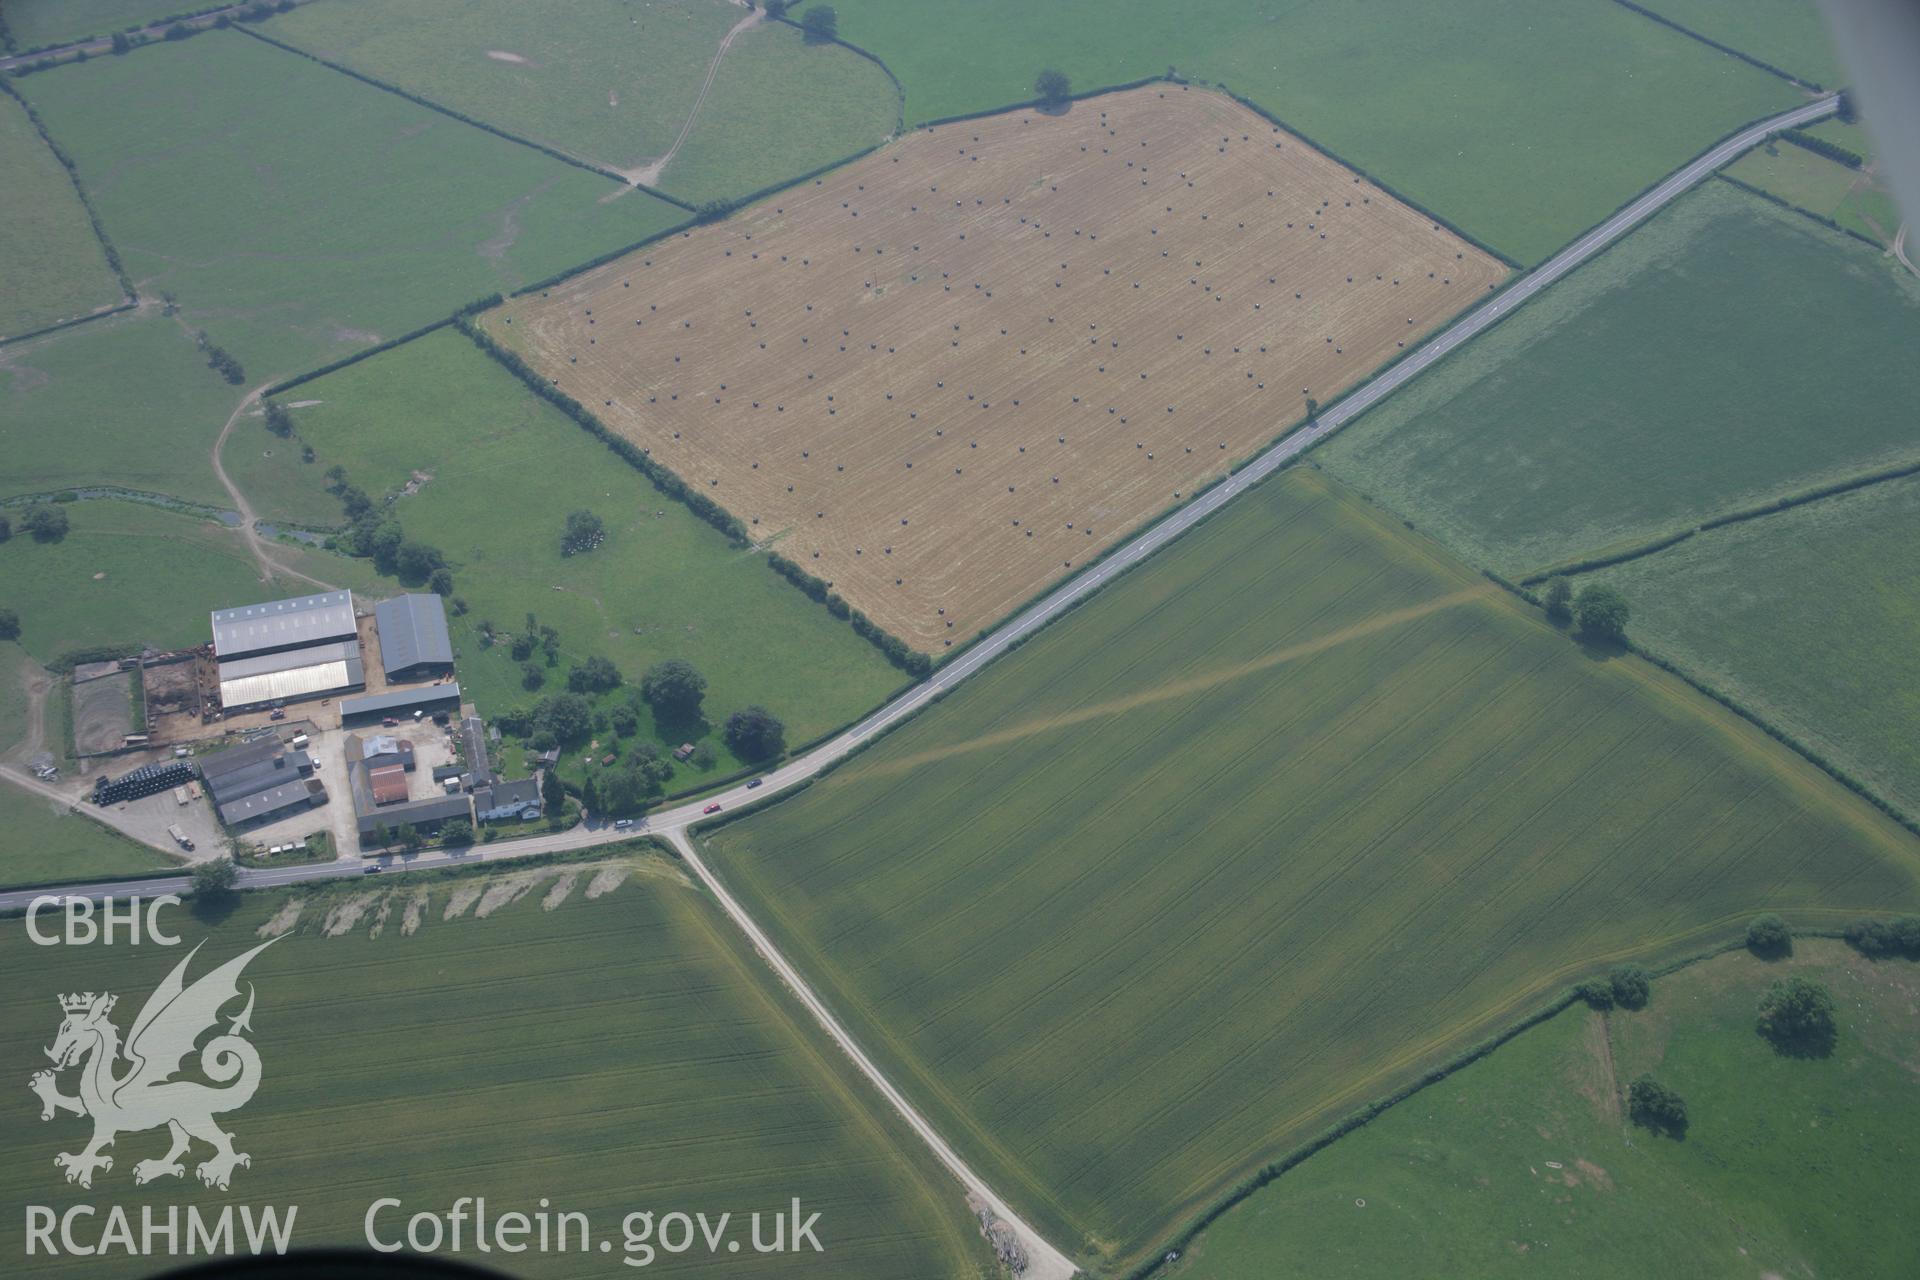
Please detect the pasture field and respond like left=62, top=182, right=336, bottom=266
left=230, top=329, right=903, bottom=760
left=1725, top=139, right=1903, bottom=247
left=0, top=785, right=175, bottom=888
left=492, top=86, right=1504, bottom=649
left=262, top=0, right=736, bottom=174
left=1175, top=941, right=1920, bottom=1279
left=0, top=89, right=122, bottom=341
left=822, top=0, right=1798, bottom=265
left=16, top=29, right=685, bottom=378
left=649, top=17, right=898, bottom=202
left=1316, top=182, right=1920, bottom=577
left=698, top=468, right=1920, bottom=1271
left=265, top=0, right=899, bottom=200
left=0, top=500, right=295, bottom=666
left=1630, top=0, right=1844, bottom=88
left=1589, top=472, right=1920, bottom=817
left=1, top=0, right=210, bottom=49
left=0, top=314, right=239, bottom=506
left=0, top=858, right=994, bottom=1278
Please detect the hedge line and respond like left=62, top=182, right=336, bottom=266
left=0, top=299, right=137, bottom=350
left=694, top=140, right=885, bottom=224
left=1210, top=83, right=1521, bottom=269
left=457, top=314, right=748, bottom=544
left=509, top=217, right=699, bottom=299
left=1607, top=0, right=1823, bottom=91
left=767, top=15, right=906, bottom=138
left=1781, top=128, right=1862, bottom=169
left=1521, top=458, right=1920, bottom=585
left=258, top=293, right=500, bottom=397
left=914, top=72, right=1175, bottom=133
left=1716, top=173, right=1882, bottom=251
left=231, top=25, right=694, bottom=209
left=0, top=78, right=137, bottom=304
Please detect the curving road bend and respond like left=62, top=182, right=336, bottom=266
left=0, top=97, right=1836, bottom=1278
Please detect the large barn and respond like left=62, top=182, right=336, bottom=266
left=210, top=590, right=365, bottom=712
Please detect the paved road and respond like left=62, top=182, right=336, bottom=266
left=0, top=96, right=1834, bottom=1276
left=1, top=94, right=1835, bottom=910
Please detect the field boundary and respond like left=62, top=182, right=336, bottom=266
left=1607, top=0, right=1827, bottom=91
left=0, top=76, right=137, bottom=322
left=1716, top=171, right=1886, bottom=251
left=229, top=23, right=695, bottom=211
left=1124, top=924, right=1908, bottom=1279
left=1517, top=455, right=1920, bottom=584
left=767, top=14, right=907, bottom=139
left=455, top=314, right=932, bottom=680
left=0, top=299, right=137, bottom=350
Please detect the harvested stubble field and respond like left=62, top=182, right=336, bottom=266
left=699, top=469, right=1920, bottom=1272
left=491, top=86, right=1504, bottom=649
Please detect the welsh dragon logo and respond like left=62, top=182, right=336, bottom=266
left=30, top=939, right=279, bottom=1190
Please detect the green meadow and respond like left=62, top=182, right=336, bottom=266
left=2, top=0, right=211, bottom=49
left=1630, top=0, right=1844, bottom=87
left=820, top=0, right=1797, bottom=263
left=16, top=28, right=685, bottom=378
left=1317, top=182, right=1920, bottom=576
left=653, top=18, right=898, bottom=202
left=0, top=784, right=175, bottom=887
left=0, top=314, right=240, bottom=506
left=0, top=500, right=291, bottom=665
left=700, top=468, right=1920, bottom=1272
left=227, top=329, right=902, bottom=765
left=0, top=89, right=121, bottom=340
left=1176, top=941, right=1920, bottom=1279
left=0, top=858, right=993, bottom=1278
left=1589, top=472, right=1920, bottom=817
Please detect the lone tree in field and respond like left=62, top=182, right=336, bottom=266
left=1746, top=913, right=1792, bottom=959
left=567, top=655, right=623, bottom=695
left=640, top=659, right=707, bottom=720
left=0, top=513, right=10, bottom=542
left=1756, top=975, right=1837, bottom=1057
left=1626, top=1075, right=1688, bottom=1138
left=764, top=0, right=790, bottom=17
left=1608, top=962, right=1651, bottom=1011
left=0, top=609, right=19, bottom=642
left=724, top=705, right=786, bottom=761
left=800, top=4, right=837, bottom=42
left=1035, top=69, right=1071, bottom=107
left=1543, top=576, right=1574, bottom=625
left=1574, top=583, right=1630, bottom=642
left=190, top=857, right=238, bottom=899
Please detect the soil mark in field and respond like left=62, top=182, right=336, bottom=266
left=862, top=586, right=1490, bottom=777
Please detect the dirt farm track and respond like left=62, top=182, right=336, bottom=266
left=493, top=86, right=1505, bottom=648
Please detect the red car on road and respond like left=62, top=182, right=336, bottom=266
left=703, top=803, right=723, bottom=815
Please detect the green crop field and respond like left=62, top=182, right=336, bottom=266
left=0, top=785, right=176, bottom=888
left=227, top=329, right=902, bottom=766
left=15, top=28, right=685, bottom=379
left=1725, top=140, right=1903, bottom=247
left=1316, top=182, right=1920, bottom=577
left=0, top=315, right=240, bottom=506
left=1587, top=472, right=1920, bottom=818
left=0, top=858, right=993, bottom=1278
left=650, top=18, right=898, bottom=202
left=698, top=468, right=1920, bottom=1272
left=1174, top=941, right=1920, bottom=1279
left=0, top=499, right=307, bottom=666
left=0, top=89, right=122, bottom=341
left=263, top=0, right=737, bottom=173
left=819, top=0, right=1796, bottom=264
left=1, top=0, right=212, bottom=50
left=1630, top=0, right=1844, bottom=88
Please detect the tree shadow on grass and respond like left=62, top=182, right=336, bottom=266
left=187, top=890, right=239, bottom=929
left=1759, top=1022, right=1838, bottom=1060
